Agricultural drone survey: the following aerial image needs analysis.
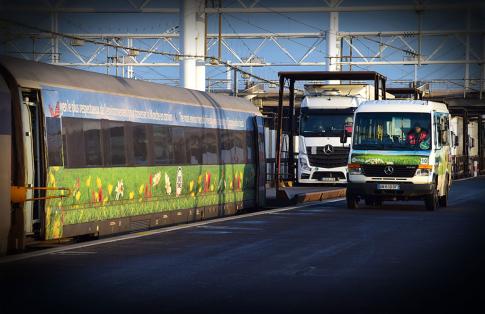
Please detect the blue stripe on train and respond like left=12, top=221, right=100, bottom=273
left=41, top=85, right=254, bottom=131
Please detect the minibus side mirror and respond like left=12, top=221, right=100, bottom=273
left=340, top=129, right=348, bottom=144
left=454, top=135, right=459, bottom=147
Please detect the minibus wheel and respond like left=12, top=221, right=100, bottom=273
left=425, top=183, right=439, bottom=211
left=346, top=193, right=359, bottom=209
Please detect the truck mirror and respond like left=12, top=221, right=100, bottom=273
left=340, top=129, right=348, bottom=144
left=454, top=135, right=459, bottom=147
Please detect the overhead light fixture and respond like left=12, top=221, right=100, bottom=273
left=70, top=39, right=85, bottom=46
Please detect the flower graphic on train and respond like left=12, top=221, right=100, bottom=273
left=164, top=172, right=172, bottom=195
left=115, top=179, right=124, bottom=200
left=48, top=102, right=61, bottom=118
left=189, top=180, right=195, bottom=197
left=203, top=171, right=211, bottom=193
left=152, top=171, right=162, bottom=189
left=176, top=167, right=183, bottom=197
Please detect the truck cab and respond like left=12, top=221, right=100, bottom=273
left=346, top=100, right=452, bottom=211
left=297, top=84, right=391, bottom=185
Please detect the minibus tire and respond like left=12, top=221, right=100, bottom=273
left=346, top=193, right=359, bottom=209
left=425, top=186, right=438, bottom=211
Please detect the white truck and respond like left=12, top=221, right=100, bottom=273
left=297, top=84, right=392, bottom=184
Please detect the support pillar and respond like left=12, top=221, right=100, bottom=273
left=127, top=38, right=134, bottom=79
left=50, top=12, right=59, bottom=63
left=288, top=79, right=295, bottom=183
left=464, top=9, right=471, bottom=96
left=463, top=110, right=469, bottom=177
left=327, top=0, right=340, bottom=83
left=478, top=113, right=483, bottom=174
left=275, top=75, right=285, bottom=190
left=179, top=0, right=206, bottom=91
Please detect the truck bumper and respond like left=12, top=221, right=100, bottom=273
left=347, top=182, right=434, bottom=200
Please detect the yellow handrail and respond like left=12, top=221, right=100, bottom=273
left=10, top=186, right=71, bottom=203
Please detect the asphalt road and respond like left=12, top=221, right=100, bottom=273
left=2, top=177, right=485, bottom=313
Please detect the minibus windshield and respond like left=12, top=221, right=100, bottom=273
left=353, top=112, right=431, bottom=151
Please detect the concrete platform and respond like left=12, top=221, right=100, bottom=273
left=266, top=185, right=346, bottom=206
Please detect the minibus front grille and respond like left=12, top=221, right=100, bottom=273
left=362, top=165, right=417, bottom=178
left=306, top=146, right=350, bottom=168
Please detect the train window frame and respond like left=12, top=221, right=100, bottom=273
left=45, top=117, right=63, bottom=166
left=61, top=117, right=255, bottom=168
left=104, top=119, right=127, bottom=167
left=132, top=123, right=149, bottom=165
left=62, top=117, right=85, bottom=168
left=151, top=124, right=174, bottom=165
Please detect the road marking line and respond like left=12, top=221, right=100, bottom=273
left=0, top=198, right=345, bottom=264
left=454, top=175, right=485, bottom=182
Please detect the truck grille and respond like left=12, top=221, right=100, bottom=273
left=306, top=146, right=350, bottom=168
left=362, top=165, right=417, bottom=178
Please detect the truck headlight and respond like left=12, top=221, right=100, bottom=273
left=415, top=164, right=432, bottom=176
left=348, top=163, right=362, bottom=175
left=300, top=156, right=312, bottom=171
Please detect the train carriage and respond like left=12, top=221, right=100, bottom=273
left=0, top=56, right=265, bottom=254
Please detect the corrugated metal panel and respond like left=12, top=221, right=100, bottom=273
left=0, top=56, right=260, bottom=114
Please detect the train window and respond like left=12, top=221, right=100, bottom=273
left=107, top=121, right=126, bottom=166
left=172, top=127, right=187, bottom=164
left=83, top=120, right=103, bottom=166
left=232, top=131, right=246, bottom=164
left=62, top=117, right=84, bottom=168
left=152, top=125, right=173, bottom=165
left=203, top=128, right=219, bottom=164
left=45, top=117, right=63, bottom=166
left=246, top=131, right=255, bottom=163
left=133, top=124, right=148, bottom=165
left=220, top=130, right=234, bottom=164
left=185, top=128, right=202, bottom=165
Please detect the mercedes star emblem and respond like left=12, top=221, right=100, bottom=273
left=323, top=144, right=334, bottom=155
left=384, top=165, right=394, bottom=175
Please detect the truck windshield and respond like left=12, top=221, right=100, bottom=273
left=300, top=111, right=353, bottom=137
left=353, top=112, right=431, bottom=151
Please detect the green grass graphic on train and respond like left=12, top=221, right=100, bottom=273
left=351, top=154, right=428, bottom=165
left=45, top=164, right=255, bottom=239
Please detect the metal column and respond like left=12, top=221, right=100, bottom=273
left=463, top=110, right=469, bottom=177
left=288, top=79, right=296, bottom=182
left=478, top=113, right=483, bottom=174
left=275, top=75, right=285, bottom=190
left=179, top=0, right=206, bottom=91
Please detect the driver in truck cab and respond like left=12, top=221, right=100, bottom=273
left=406, top=122, right=430, bottom=149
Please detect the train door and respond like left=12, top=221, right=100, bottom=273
left=254, top=116, right=266, bottom=208
left=0, top=75, right=11, bottom=255
left=20, top=89, right=45, bottom=237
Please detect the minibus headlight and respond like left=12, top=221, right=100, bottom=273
left=415, top=164, right=432, bottom=176
left=300, top=156, right=312, bottom=171
left=348, top=163, right=362, bottom=175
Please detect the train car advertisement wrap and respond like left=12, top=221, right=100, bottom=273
left=41, top=85, right=254, bottom=131
left=41, top=85, right=257, bottom=240
left=350, top=150, right=430, bottom=166
left=45, top=164, right=255, bottom=239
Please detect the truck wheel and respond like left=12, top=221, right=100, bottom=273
left=438, top=177, right=449, bottom=208
left=425, top=185, right=438, bottom=211
left=346, top=193, right=359, bottom=209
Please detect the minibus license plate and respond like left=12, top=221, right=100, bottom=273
left=377, top=183, right=400, bottom=190
left=320, top=177, right=336, bottom=182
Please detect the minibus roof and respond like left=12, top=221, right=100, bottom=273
left=355, top=100, right=449, bottom=114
